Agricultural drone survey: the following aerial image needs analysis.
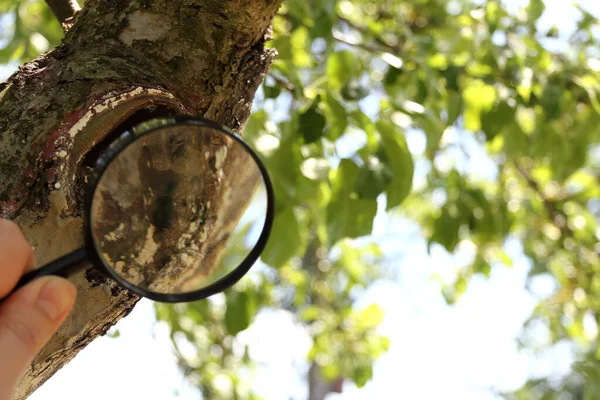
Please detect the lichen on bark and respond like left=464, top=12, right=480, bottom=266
left=0, top=0, right=282, bottom=397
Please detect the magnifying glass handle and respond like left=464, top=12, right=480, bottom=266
left=2, top=247, right=88, bottom=302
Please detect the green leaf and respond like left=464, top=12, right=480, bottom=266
left=460, top=188, right=500, bottom=241
left=421, top=110, right=445, bottom=157
left=377, top=121, right=414, bottom=210
left=263, top=82, right=282, bottom=99
left=383, top=65, right=404, bottom=97
left=299, top=305, right=321, bottom=321
left=265, top=131, right=300, bottom=201
left=290, top=26, right=312, bottom=67
left=463, top=81, right=496, bottom=131
left=353, top=364, right=373, bottom=388
left=355, top=156, right=393, bottom=199
left=430, top=207, right=461, bottom=252
left=485, top=1, right=501, bottom=30
left=0, top=0, right=14, bottom=13
left=322, top=93, right=348, bottom=140
left=322, top=363, right=341, bottom=380
left=442, top=65, right=461, bottom=92
left=327, top=159, right=377, bottom=245
left=502, top=120, right=528, bottom=158
left=357, top=304, right=385, bottom=329
left=473, top=255, right=492, bottom=278
left=225, top=290, right=257, bottom=336
left=527, top=0, right=545, bottom=23
left=446, top=91, right=462, bottom=126
left=327, top=50, right=360, bottom=91
left=261, top=207, right=303, bottom=267
left=299, top=97, right=326, bottom=143
left=244, top=110, right=268, bottom=143
left=496, top=250, right=513, bottom=267
left=481, top=101, right=515, bottom=141
left=349, top=111, right=379, bottom=155
left=311, top=8, right=334, bottom=39
left=540, top=84, right=563, bottom=121
left=339, top=241, right=367, bottom=281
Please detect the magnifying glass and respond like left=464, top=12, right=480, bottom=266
left=4, top=116, right=274, bottom=303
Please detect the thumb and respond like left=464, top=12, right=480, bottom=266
left=0, top=276, right=76, bottom=398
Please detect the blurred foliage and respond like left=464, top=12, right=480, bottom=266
left=0, top=0, right=62, bottom=63
left=3, top=0, right=600, bottom=398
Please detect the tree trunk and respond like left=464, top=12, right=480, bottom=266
left=308, top=363, right=344, bottom=400
left=0, top=0, right=281, bottom=397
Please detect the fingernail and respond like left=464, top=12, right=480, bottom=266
left=37, top=278, right=76, bottom=321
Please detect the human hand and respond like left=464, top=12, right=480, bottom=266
left=0, top=219, right=76, bottom=400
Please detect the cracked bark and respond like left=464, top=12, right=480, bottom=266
left=0, top=0, right=281, bottom=397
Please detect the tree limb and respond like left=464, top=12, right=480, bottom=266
left=513, top=162, right=573, bottom=237
left=1, top=0, right=282, bottom=397
left=337, top=15, right=404, bottom=54
left=332, top=30, right=404, bottom=68
left=308, top=364, right=344, bottom=400
left=268, top=72, right=295, bottom=91
left=332, top=30, right=384, bottom=54
left=45, top=0, right=80, bottom=29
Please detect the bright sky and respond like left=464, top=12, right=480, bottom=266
left=9, top=1, right=599, bottom=399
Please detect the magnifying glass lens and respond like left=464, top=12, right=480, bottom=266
left=90, top=124, right=268, bottom=295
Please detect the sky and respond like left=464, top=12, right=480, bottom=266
left=3, top=0, right=598, bottom=399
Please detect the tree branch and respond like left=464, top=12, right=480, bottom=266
left=45, top=0, right=80, bottom=29
left=332, top=30, right=383, bottom=54
left=513, top=162, right=573, bottom=237
left=337, top=15, right=403, bottom=54
left=332, top=30, right=404, bottom=68
left=268, top=73, right=295, bottom=91
left=279, top=10, right=403, bottom=63
left=2, top=0, right=282, bottom=397
left=308, top=364, right=344, bottom=400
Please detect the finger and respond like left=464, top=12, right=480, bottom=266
left=24, top=247, right=37, bottom=272
left=0, top=276, right=76, bottom=398
left=0, top=219, right=35, bottom=298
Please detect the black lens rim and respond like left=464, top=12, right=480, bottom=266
left=83, top=116, right=275, bottom=303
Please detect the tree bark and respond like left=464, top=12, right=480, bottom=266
left=0, top=0, right=281, bottom=397
left=44, top=0, right=81, bottom=27
left=308, top=364, right=344, bottom=400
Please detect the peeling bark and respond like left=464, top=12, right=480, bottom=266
left=0, top=0, right=281, bottom=397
